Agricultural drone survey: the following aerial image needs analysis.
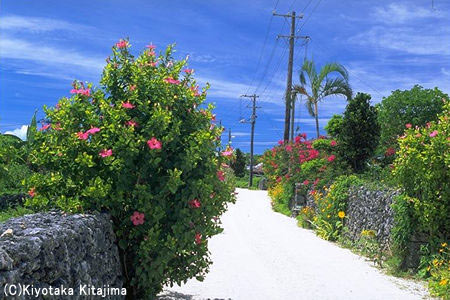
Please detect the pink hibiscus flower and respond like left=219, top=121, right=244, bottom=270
left=125, top=120, right=138, bottom=127
left=130, top=211, right=145, bottom=226
left=405, top=123, right=412, bottom=129
left=184, top=68, right=194, bottom=74
left=163, top=77, right=181, bottom=85
left=195, top=233, right=202, bottom=245
left=146, top=44, right=156, bottom=50
left=99, top=149, right=113, bottom=157
left=285, top=145, right=293, bottom=152
left=40, top=124, right=51, bottom=131
left=70, top=88, right=91, bottom=96
left=327, top=155, right=336, bottom=162
left=147, top=137, right=162, bottom=150
left=330, top=140, right=337, bottom=146
left=76, top=132, right=89, bottom=140
left=116, top=40, right=128, bottom=49
left=221, top=148, right=234, bottom=157
left=217, top=170, right=225, bottom=181
left=303, top=180, right=309, bottom=185
left=86, top=127, right=101, bottom=135
left=429, top=130, right=438, bottom=137
left=313, top=178, right=320, bottom=185
left=122, top=102, right=135, bottom=109
left=188, top=199, right=201, bottom=209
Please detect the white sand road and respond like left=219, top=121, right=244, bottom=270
left=159, top=188, right=432, bottom=300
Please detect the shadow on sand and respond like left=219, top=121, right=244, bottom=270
left=157, top=290, right=232, bottom=300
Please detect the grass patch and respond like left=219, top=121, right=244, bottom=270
left=0, top=206, right=33, bottom=223
left=235, top=174, right=263, bottom=190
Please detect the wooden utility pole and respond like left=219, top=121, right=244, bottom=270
left=240, top=94, right=259, bottom=188
left=290, top=92, right=296, bottom=140
left=274, top=11, right=303, bottom=142
left=228, top=128, right=232, bottom=144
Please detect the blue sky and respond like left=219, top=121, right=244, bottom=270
left=1, top=0, right=449, bottom=153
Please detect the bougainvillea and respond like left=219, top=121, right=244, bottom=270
left=25, top=40, right=235, bottom=297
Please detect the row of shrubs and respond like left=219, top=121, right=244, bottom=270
left=0, top=40, right=236, bottom=298
left=262, top=88, right=449, bottom=298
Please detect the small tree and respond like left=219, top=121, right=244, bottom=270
left=325, top=114, right=343, bottom=139
left=230, top=148, right=246, bottom=177
left=338, top=92, right=380, bottom=172
left=377, top=85, right=447, bottom=148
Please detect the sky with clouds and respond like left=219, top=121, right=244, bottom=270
left=1, top=0, right=449, bottom=152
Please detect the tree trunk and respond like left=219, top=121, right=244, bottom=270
left=314, top=101, right=320, bottom=138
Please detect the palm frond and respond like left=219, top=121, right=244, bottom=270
left=319, top=77, right=352, bottom=100
left=316, top=62, right=349, bottom=88
left=305, top=99, right=316, bottom=117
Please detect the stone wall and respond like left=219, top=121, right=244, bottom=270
left=346, top=185, right=400, bottom=249
left=305, top=184, right=400, bottom=249
left=0, top=211, right=124, bottom=299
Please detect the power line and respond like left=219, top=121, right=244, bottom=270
left=244, top=0, right=281, bottom=95
left=297, top=0, right=323, bottom=32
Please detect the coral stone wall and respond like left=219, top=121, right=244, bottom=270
left=0, top=211, right=124, bottom=299
left=346, top=186, right=401, bottom=249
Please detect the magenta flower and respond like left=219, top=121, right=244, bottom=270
left=217, top=170, right=225, bottom=181
left=86, top=127, right=100, bottom=135
left=122, top=102, right=135, bottom=109
left=188, top=199, right=201, bottom=209
left=163, top=77, right=180, bottom=85
left=125, top=120, right=138, bottom=127
left=286, top=145, right=292, bottom=152
left=221, top=148, right=234, bottom=157
left=330, top=140, right=337, bottom=146
left=327, top=155, right=336, bottom=162
left=303, top=180, right=309, bottom=185
left=278, top=140, right=284, bottom=145
left=40, top=124, right=51, bottom=131
left=184, top=68, right=194, bottom=74
left=195, top=233, right=202, bottom=245
left=99, top=149, right=113, bottom=157
left=429, top=130, right=438, bottom=137
left=405, top=123, right=412, bottom=129
left=146, top=44, right=156, bottom=50
left=130, top=211, right=145, bottom=226
left=70, top=88, right=91, bottom=96
left=294, top=136, right=301, bottom=144
left=116, top=40, right=128, bottom=49
left=147, top=137, right=162, bottom=150
left=76, top=132, right=89, bottom=140
left=313, top=178, right=319, bottom=185
left=190, top=86, right=200, bottom=96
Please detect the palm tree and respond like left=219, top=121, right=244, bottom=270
left=292, top=59, right=352, bottom=138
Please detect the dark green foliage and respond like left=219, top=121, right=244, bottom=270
left=230, top=148, right=246, bottom=177
left=377, top=85, right=447, bottom=148
left=338, top=93, right=380, bottom=172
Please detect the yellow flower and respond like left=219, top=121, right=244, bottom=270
left=442, top=242, right=448, bottom=247
left=439, top=278, right=448, bottom=286
left=338, top=211, right=345, bottom=219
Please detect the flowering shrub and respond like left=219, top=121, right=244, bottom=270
left=392, top=99, right=449, bottom=243
left=262, top=134, right=347, bottom=216
left=25, top=40, right=235, bottom=297
left=313, top=175, right=362, bottom=240
left=426, top=243, right=449, bottom=297
left=296, top=206, right=315, bottom=229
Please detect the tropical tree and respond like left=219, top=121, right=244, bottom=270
left=292, top=59, right=352, bottom=138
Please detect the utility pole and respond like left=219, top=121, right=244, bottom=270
left=274, top=11, right=304, bottom=142
left=290, top=92, right=296, bottom=140
left=228, top=128, right=232, bottom=144
left=240, top=94, right=260, bottom=188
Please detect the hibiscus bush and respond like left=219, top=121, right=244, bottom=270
left=25, top=40, right=235, bottom=298
left=262, top=134, right=347, bottom=216
left=391, top=99, right=449, bottom=281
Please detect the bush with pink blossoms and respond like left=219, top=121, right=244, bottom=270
left=25, top=40, right=235, bottom=298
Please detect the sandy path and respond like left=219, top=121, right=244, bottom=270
left=159, top=188, right=431, bottom=300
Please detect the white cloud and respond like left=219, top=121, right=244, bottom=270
left=0, top=37, right=105, bottom=75
left=373, top=3, right=444, bottom=24
left=0, top=15, right=93, bottom=32
left=4, top=125, right=28, bottom=140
